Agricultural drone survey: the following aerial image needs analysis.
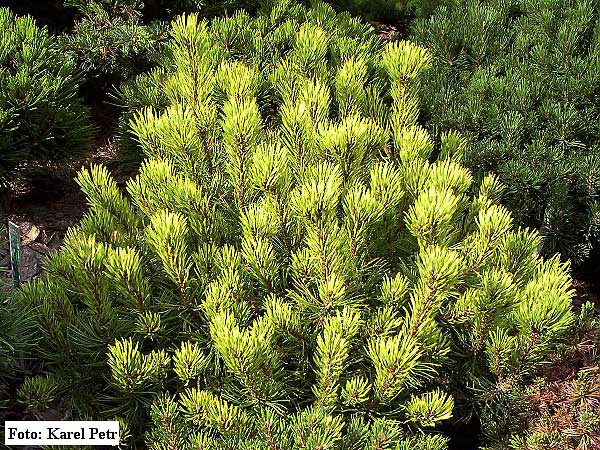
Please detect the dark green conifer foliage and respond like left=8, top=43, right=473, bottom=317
left=62, top=0, right=257, bottom=84
left=0, top=230, right=35, bottom=411
left=0, top=8, right=93, bottom=188
left=411, top=0, right=600, bottom=266
left=14, top=1, right=577, bottom=448
left=62, top=0, right=168, bottom=83
left=327, top=0, right=446, bottom=22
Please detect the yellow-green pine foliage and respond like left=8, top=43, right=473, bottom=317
left=17, top=1, right=575, bottom=448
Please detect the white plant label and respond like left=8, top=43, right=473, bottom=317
left=5, top=421, right=119, bottom=446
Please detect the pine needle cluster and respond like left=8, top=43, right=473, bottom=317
left=61, top=0, right=168, bottom=83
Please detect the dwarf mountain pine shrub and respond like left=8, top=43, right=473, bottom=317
left=16, top=2, right=576, bottom=448
left=0, top=8, right=93, bottom=188
left=411, top=0, right=600, bottom=267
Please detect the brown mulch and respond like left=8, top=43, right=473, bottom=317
left=522, top=366, right=600, bottom=450
left=573, top=278, right=600, bottom=308
left=374, top=21, right=401, bottom=40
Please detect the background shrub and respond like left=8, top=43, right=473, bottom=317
left=61, top=0, right=169, bottom=85
left=61, top=0, right=258, bottom=87
left=0, top=8, right=93, bottom=188
left=411, top=0, right=600, bottom=267
left=13, top=2, right=578, bottom=448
